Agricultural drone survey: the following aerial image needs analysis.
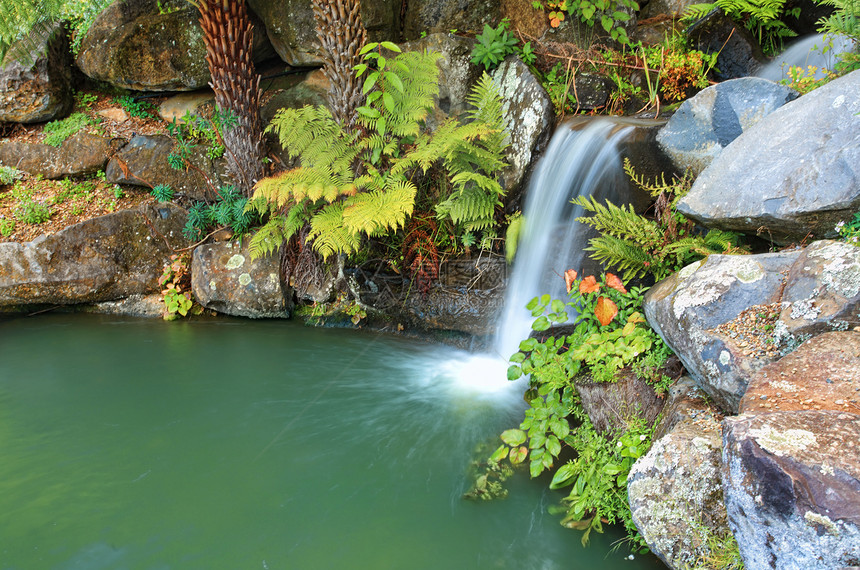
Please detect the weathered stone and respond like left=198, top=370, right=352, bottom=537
left=78, top=293, right=165, bottom=317
left=686, top=11, right=768, bottom=80
left=158, top=91, right=215, bottom=123
left=722, top=410, right=860, bottom=569
left=657, top=77, right=798, bottom=176
left=570, top=73, right=612, bottom=110
left=247, top=0, right=398, bottom=66
left=677, top=70, right=860, bottom=245
left=403, top=0, right=500, bottom=40
left=0, top=21, right=73, bottom=123
left=628, top=377, right=728, bottom=569
left=644, top=250, right=800, bottom=412
left=576, top=371, right=665, bottom=436
left=491, top=56, right=554, bottom=193
left=640, top=0, right=703, bottom=18
left=105, top=135, right=230, bottom=202
left=739, top=331, right=860, bottom=415
left=0, top=132, right=120, bottom=179
left=76, top=0, right=274, bottom=92
left=0, top=203, right=188, bottom=308
left=191, top=240, right=290, bottom=318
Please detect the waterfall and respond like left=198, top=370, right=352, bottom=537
left=493, top=118, right=635, bottom=360
left=758, top=33, right=857, bottom=82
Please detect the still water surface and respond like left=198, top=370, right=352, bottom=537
left=0, top=314, right=664, bottom=569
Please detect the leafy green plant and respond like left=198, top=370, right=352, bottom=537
left=250, top=43, right=508, bottom=261
left=0, top=217, right=15, bottom=237
left=471, top=19, right=520, bottom=70
left=572, top=159, right=745, bottom=281
left=167, top=109, right=229, bottom=165
left=816, top=0, right=860, bottom=47
left=519, top=41, right=537, bottom=65
left=183, top=185, right=258, bottom=241
left=158, top=253, right=203, bottom=321
left=566, top=0, right=639, bottom=44
left=114, top=94, right=156, bottom=119
left=542, top=62, right=579, bottom=115
left=151, top=184, right=175, bottom=203
left=75, top=91, right=98, bottom=109
left=0, top=165, right=23, bottom=185
left=836, top=212, right=860, bottom=245
left=42, top=112, right=98, bottom=147
left=691, top=529, right=745, bottom=569
left=683, top=0, right=799, bottom=55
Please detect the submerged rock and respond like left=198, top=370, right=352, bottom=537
left=628, top=378, right=728, bottom=570
left=0, top=203, right=188, bottom=309
left=677, top=69, right=860, bottom=245
left=657, top=77, right=798, bottom=176
left=191, top=240, right=291, bottom=319
left=0, top=21, right=73, bottom=123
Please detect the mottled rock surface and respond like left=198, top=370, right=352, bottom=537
left=191, top=240, right=290, bottom=318
left=491, top=56, right=554, bottom=193
left=686, top=11, right=768, bottom=79
left=629, top=378, right=727, bottom=569
left=0, top=21, right=73, bottom=123
left=577, top=372, right=665, bottom=436
left=677, top=69, right=860, bottom=244
left=0, top=203, right=188, bottom=308
left=645, top=241, right=860, bottom=412
left=722, top=410, right=860, bottom=569
left=402, top=0, right=500, bottom=40
left=0, top=133, right=119, bottom=179
left=105, top=135, right=230, bottom=201
left=657, top=77, right=798, bottom=176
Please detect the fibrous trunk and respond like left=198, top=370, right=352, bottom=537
left=195, top=0, right=264, bottom=197
left=310, top=0, right=367, bottom=129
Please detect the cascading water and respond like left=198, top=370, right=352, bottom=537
left=493, top=118, right=635, bottom=359
left=758, top=33, right=857, bottom=82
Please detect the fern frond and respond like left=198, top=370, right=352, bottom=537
left=307, top=203, right=362, bottom=259
left=469, top=72, right=510, bottom=155
left=573, top=196, right=664, bottom=249
left=249, top=215, right=288, bottom=260
left=342, top=179, right=417, bottom=235
left=585, top=235, right=654, bottom=281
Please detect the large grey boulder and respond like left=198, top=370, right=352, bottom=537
left=0, top=203, right=188, bottom=308
left=491, top=56, right=554, bottom=193
left=247, top=0, right=398, bottom=66
left=677, top=69, right=860, bottom=245
left=402, top=0, right=500, bottom=40
left=657, top=77, right=798, bottom=176
left=644, top=240, right=860, bottom=412
left=191, top=240, right=290, bottom=318
left=105, top=135, right=230, bottom=202
left=628, top=377, right=728, bottom=569
left=0, top=132, right=119, bottom=179
left=723, top=409, right=860, bottom=569
left=0, top=21, right=73, bottom=123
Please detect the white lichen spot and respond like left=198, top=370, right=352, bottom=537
left=810, top=242, right=860, bottom=297
left=209, top=280, right=216, bottom=291
left=790, top=296, right=821, bottom=320
left=832, top=95, right=845, bottom=108
left=719, top=350, right=732, bottom=366
left=770, top=380, right=798, bottom=393
left=677, top=260, right=703, bottom=281
left=226, top=254, right=245, bottom=270
left=804, top=511, right=840, bottom=535
left=819, top=463, right=835, bottom=476
left=750, top=425, right=817, bottom=457
left=238, top=273, right=252, bottom=286
left=268, top=273, right=279, bottom=287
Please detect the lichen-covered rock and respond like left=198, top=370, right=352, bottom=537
left=247, top=0, right=398, bottom=66
left=722, top=410, right=860, bottom=569
left=0, top=132, right=119, bottom=179
left=677, top=70, right=860, bottom=245
left=644, top=250, right=800, bottom=412
left=628, top=377, right=727, bottom=569
left=191, top=240, right=290, bottom=318
left=657, top=77, right=798, bottom=176
left=0, top=21, right=73, bottom=123
left=105, top=135, right=230, bottom=202
left=491, top=56, right=554, bottom=193
left=0, top=203, right=188, bottom=308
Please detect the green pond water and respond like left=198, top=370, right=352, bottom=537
left=0, top=314, right=664, bottom=569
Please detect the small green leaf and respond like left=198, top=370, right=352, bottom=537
left=363, top=72, right=379, bottom=94
left=532, top=316, right=550, bottom=331
left=353, top=63, right=367, bottom=76
left=359, top=43, right=377, bottom=55
left=509, top=352, right=526, bottom=364
left=549, top=462, right=577, bottom=489
left=519, top=338, right=538, bottom=352
left=546, top=435, right=561, bottom=457
left=379, top=41, right=401, bottom=52
left=529, top=458, right=544, bottom=478
left=490, top=444, right=509, bottom=462
left=509, top=446, right=528, bottom=464
left=601, top=15, right=613, bottom=32
left=387, top=72, right=405, bottom=93
left=506, top=365, right=523, bottom=380
left=382, top=92, right=395, bottom=113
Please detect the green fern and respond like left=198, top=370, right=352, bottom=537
left=251, top=44, right=509, bottom=261
left=817, top=0, right=860, bottom=47
left=683, top=0, right=799, bottom=55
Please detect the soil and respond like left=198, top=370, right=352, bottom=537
left=0, top=87, right=172, bottom=244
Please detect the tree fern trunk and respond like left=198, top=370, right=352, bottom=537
left=195, top=0, right=264, bottom=197
left=310, top=0, right=367, bottom=129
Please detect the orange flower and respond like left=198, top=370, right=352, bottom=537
left=579, top=275, right=600, bottom=294
left=605, top=273, right=627, bottom=294
left=564, top=269, right=578, bottom=293
left=594, top=296, right=618, bottom=326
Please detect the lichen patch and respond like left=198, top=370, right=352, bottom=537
left=750, top=425, right=817, bottom=456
